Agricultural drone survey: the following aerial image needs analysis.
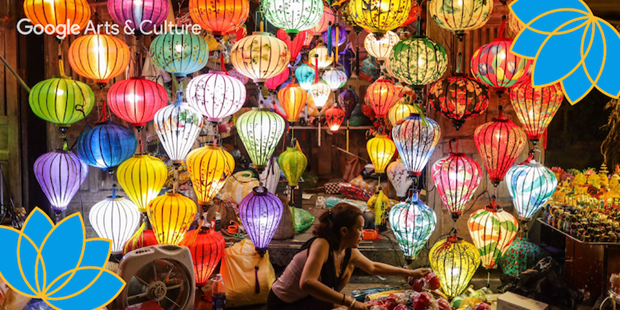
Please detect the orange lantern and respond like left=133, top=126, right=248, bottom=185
left=24, top=0, right=91, bottom=37
left=189, top=0, right=250, bottom=36
left=510, top=81, right=564, bottom=143
left=68, top=34, right=131, bottom=84
left=367, top=78, right=401, bottom=118
left=278, top=83, right=307, bottom=122
left=325, top=106, right=345, bottom=132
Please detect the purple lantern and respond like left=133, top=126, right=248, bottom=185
left=239, top=186, right=283, bottom=255
left=107, top=0, right=169, bottom=33
left=34, top=150, right=89, bottom=214
left=322, top=24, right=347, bottom=47
left=338, top=87, right=358, bottom=119
left=338, top=44, right=355, bottom=77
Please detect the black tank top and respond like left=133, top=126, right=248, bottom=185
left=299, top=237, right=352, bottom=290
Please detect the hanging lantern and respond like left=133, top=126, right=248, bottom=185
left=508, top=8, right=525, bottom=36
left=506, top=159, right=558, bottom=221
left=338, top=87, right=358, bottom=119
left=474, top=110, right=527, bottom=186
left=392, top=114, right=441, bottom=177
left=311, top=6, right=335, bottom=35
left=278, top=83, right=307, bottom=122
left=399, top=0, right=421, bottom=28
left=76, top=120, right=138, bottom=172
left=68, top=34, right=130, bottom=84
left=309, top=45, right=334, bottom=70
left=107, top=77, right=169, bottom=128
left=154, top=100, right=204, bottom=164
left=338, top=44, right=356, bottom=77
left=429, top=236, right=481, bottom=299
left=388, top=37, right=448, bottom=88
left=278, top=147, right=307, bottom=187
left=239, top=186, right=284, bottom=254
left=29, top=77, right=95, bottom=129
left=510, top=81, right=564, bottom=142
left=189, top=0, right=249, bottom=36
left=322, top=24, right=347, bottom=47
left=90, top=196, right=141, bottom=253
left=429, top=74, right=490, bottom=130
left=471, top=38, right=533, bottom=95
left=295, top=64, right=316, bottom=91
left=309, top=82, right=332, bottom=110
left=364, top=31, right=400, bottom=61
left=277, top=29, right=309, bottom=62
left=187, top=146, right=235, bottom=206
left=347, top=0, right=411, bottom=35
left=389, top=192, right=436, bottom=262
left=498, top=237, right=547, bottom=277
left=236, top=108, right=285, bottom=172
left=123, top=228, right=158, bottom=255
left=339, top=4, right=363, bottom=34
left=150, top=30, right=209, bottom=77
left=260, top=158, right=282, bottom=194
left=367, top=134, right=396, bottom=174
left=387, top=158, right=413, bottom=199
left=361, top=58, right=382, bottom=81
left=367, top=78, right=401, bottom=118
left=262, top=0, right=323, bottom=38
left=231, top=32, right=290, bottom=84
left=186, top=71, right=247, bottom=122
left=24, top=0, right=91, bottom=36
left=148, top=192, right=197, bottom=245
left=325, top=106, right=345, bottom=132
left=388, top=102, right=416, bottom=127
left=467, top=200, right=518, bottom=269
left=229, top=68, right=250, bottom=84
left=266, top=68, right=290, bottom=90
left=117, top=155, right=167, bottom=213
left=432, top=152, right=482, bottom=220
left=368, top=190, right=389, bottom=227
left=108, top=0, right=169, bottom=33
left=322, top=68, right=348, bottom=92
left=428, top=0, right=493, bottom=37
left=34, top=150, right=88, bottom=213
left=183, top=226, right=226, bottom=287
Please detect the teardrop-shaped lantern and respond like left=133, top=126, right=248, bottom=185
left=387, top=159, right=413, bottom=199
left=388, top=36, right=448, bottom=88
left=361, top=57, right=382, bottom=81
left=24, top=0, right=90, bottom=36
left=187, top=146, right=235, bottom=206
left=90, top=196, right=141, bottom=253
left=231, top=32, right=290, bottom=83
left=186, top=71, right=247, bottom=122
left=392, top=114, right=441, bottom=177
left=278, top=83, right=307, bottom=122
left=308, top=45, right=334, bottom=70
left=279, top=147, right=307, bottom=187
left=388, top=102, right=416, bottom=127
left=367, top=134, right=396, bottom=174
left=338, top=87, right=358, bottom=119
left=154, top=101, right=204, bottom=164
left=506, top=159, right=557, bottom=221
left=150, top=30, right=209, bottom=77
left=311, top=6, right=335, bottom=34
left=295, top=64, right=316, bottom=91
left=29, top=76, right=95, bottom=129
left=429, top=74, right=490, bottom=131
left=322, top=68, right=348, bottom=92
left=347, top=0, right=411, bottom=35
left=429, top=236, right=481, bottom=299
left=123, top=227, right=158, bottom=255
left=148, top=192, right=197, bottom=245
left=510, top=81, right=563, bottom=142
left=68, top=34, right=131, bottom=84
left=263, top=0, right=323, bottom=37
left=389, top=193, right=437, bottom=262
left=325, top=106, right=345, bottom=132
left=108, top=77, right=169, bottom=128
left=367, top=78, right=401, bottom=118
left=277, top=29, right=309, bottom=63
left=108, top=0, right=169, bottom=34
left=468, top=200, right=518, bottom=269
left=189, top=0, right=249, bottom=36
left=322, top=24, right=347, bottom=47
left=471, top=38, right=532, bottom=94
left=117, top=155, right=168, bottom=213
left=338, top=45, right=356, bottom=77
left=309, top=82, right=332, bottom=110
left=76, top=120, right=138, bottom=172
left=364, top=31, right=400, bottom=61
left=34, top=150, right=88, bottom=213
left=432, top=152, right=482, bottom=220
left=182, top=226, right=225, bottom=287
left=429, top=0, right=493, bottom=37
left=236, top=108, right=285, bottom=172
left=239, top=186, right=284, bottom=255
left=266, top=68, right=290, bottom=90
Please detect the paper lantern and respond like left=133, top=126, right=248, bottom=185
left=239, top=186, right=284, bottom=254
left=68, top=34, right=130, bottom=84
left=183, top=226, right=225, bottom=287
left=361, top=57, right=381, bottom=80
left=432, top=152, right=482, bottom=220
left=429, top=0, right=493, bottom=37
left=498, top=237, right=547, bottom=277
left=189, top=0, right=249, bottom=36
left=34, top=150, right=88, bottom=213
left=263, top=0, right=323, bottom=37
left=76, top=120, right=138, bottom=171
left=309, top=45, right=334, bottom=70
left=107, top=77, right=168, bottom=128
left=467, top=201, right=518, bottom=269
left=338, top=87, right=358, bottom=119
left=322, top=24, right=347, bottom=47
left=474, top=110, right=527, bottom=185
left=236, top=108, right=285, bottom=171
left=429, top=236, right=481, bottom=299
left=295, top=64, right=316, bottom=91
left=153, top=101, right=204, bottom=164
left=29, top=77, right=95, bottom=129
left=399, top=0, right=421, bottom=28
left=347, top=0, right=411, bottom=35
left=510, top=81, right=564, bottom=142
left=322, top=68, right=348, bottom=92
left=367, top=78, right=401, bottom=118
left=311, top=6, right=335, bottom=34
left=325, top=106, right=345, bottom=132
left=187, top=146, right=235, bottom=206
left=148, top=192, right=197, bottom=245
left=277, top=29, right=309, bottom=62
left=117, top=155, right=168, bottom=213
left=367, top=134, right=396, bottom=174
left=186, top=71, right=247, bottom=122
left=506, top=160, right=557, bottom=221
left=90, top=196, right=141, bottom=253
left=279, top=83, right=307, bottom=122
left=388, top=37, right=448, bottom=88
left=24, top=0, right=90, bottom=36
left=279, top=147, right=307, bottom=187
left=150, top=30, right=209, bottom=77
left=231, top=32, right=290, bottom=83
left=108, top=0, right=169, bottom=33
left=471, top=38, right=532, bottom=94
left=364, top=31, right=400, bottom=61
left=387, top=158, right=413, bottom=199
left=309, top=82, right=332, bottom=110
left=266, top=68, right=290, bottom=90
left=429, top=74, right=490, bottom=130
left=392, top=114, right=441, bottom=176
left=123, top=228, right=158, bottom=255
left=389, top=192, right=436, bottom=262
left=388, top=102, right=416, bottom=127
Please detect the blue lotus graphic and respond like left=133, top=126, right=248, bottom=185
left=0, top=208, right=125, bottom=310
left=510, top=0, right=620, bottom=104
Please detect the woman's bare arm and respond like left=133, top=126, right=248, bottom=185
left=350, top=249, right=430, bottom=279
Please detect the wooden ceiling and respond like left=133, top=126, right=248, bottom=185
left=585, top=0, right=620, bottom=25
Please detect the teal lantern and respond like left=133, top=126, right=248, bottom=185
left=389, top=191, right=437, bottom=263
left=498, top=237, right=547, bottom=277
left=506, top=159, right=558, bottom=221
left=76, top=120, right=138, bottom=172
left=236, top=108, right=285, bottom=173
left=150, top=30, right=209, bottom=77
left=294, top=63, right=316, bottom=91
left=388, top=36, right=448, bottom=88
left=361, top=57, right=381, bottom=80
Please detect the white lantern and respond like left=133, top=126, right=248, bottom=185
left=387, top=158, right=413, bottom=199
left=154, top=100, right=204, bottom=164
left=186, top=71, right=247, bottom=122
left=231, top=32, right=290, bottom=83
left=262, top=0, right=323, bottom=36
left=89, top=196, right=140, bottom=253
left=322, top=68, right=348, bottom=92
left=364, top=31, right=400, bottom=61
left=506, top=160, right=558, bottom=221
left=309, top=45, right=333, bottom=70
left=309, top=82, right=332, bottom=110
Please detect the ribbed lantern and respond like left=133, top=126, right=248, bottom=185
left=347, top=0, right=411, bottom=35
left=150, top=30, right=209, bottom=77
left=266, top=68, right=290, bottom=90
left=29, top=77, right=95, bottom=129
left=68, top=34, right=130, bottom=84
left=399, top=0, right=421, bottom=28
left=229, top=68, right=250, bottom=84
left=90, top=196, right=141, bottom=253
left=506, top=159, right=558, bottom=221
left=338, top=87, right=358, bottom=119
left=263, top=0, right=323, bottom=37
left=183, top=226, right=225, bottom=287
left=474, top=110, right=527, bottom=186
left=322, top=24, right=347, bottom=47
left=367, top=78, right=401, bottom=118
left=76, top=120, right=138, bottom=172
left=295, top=64, right=316, bottom=91
left=107, top=77, right=168, bottom=128
left=108, top=0, right=169, bottom=33
left=388, top=37, right=448, bottom=88
left=189, top=0, right=249, bottom=36
left=429, top=236, right=481, bottom=299
left=187, top=146, right=235, bottom=206
left=387, top=159, right=413, bottom=199
left=325, top=106, right=345, bottom=132
left=309, top=82, right=332, bottom=110
left=429, top=74, right=490, bottom=130
left=322, top=68, right=348, bottom=92
left=338, top=45, right=356, bottom=77
left=468, top=200, right=518, bottom=269
left=388, top=102, right=416, bottom=127
left=231, top=32, right=290, bottom=84
left=471, top=38, right=532, bottom=94
left=148, top=192, right=197, bottom=245
left=278, top=83, right=307, bottom=122
left=117, top=155, right=167, bottom=213
left=361, top=58, right=382, bottom=80
left=24, top=0, right=91, bottom=36
left=154, top=100, right=204, bottom=164
left=311, top=6, right=335, bottom=34
left=278, top=29, right=309, bottom=62
left=498, top=237, right=547, bottom=277
left=236, top=108, right=285, bottom=172
left=432, top=152, right=482, bottom=220
left=510, top=81, right=564, bottom=142
left=367, top=134, right=396, bottom=174
left=389, top=192, right=436, bottom=263
left=123, top=228, right=158, bottom=255
left=364, top=31, right=400, bottom=61
left=239, top=186, right=284, bottom=255
left=34, top=149, right=88, bottom=214
left=429, top=0, right=493, bottom=37
left=392, top=114, right=441, bottom=177
left=309, top=45, right=334, bottom=70
left=186, top=71, right=247, bottom=122
left=279, top=147, right=307, bottom=187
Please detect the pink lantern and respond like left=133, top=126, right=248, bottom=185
left=266, top=68, right=290, bottom=90
left=277, top=29, right=309, bottom=63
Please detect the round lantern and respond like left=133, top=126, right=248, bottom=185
left=429, top=236, right=481, bottom=299
left=236, top=108, right=285, bottom=172
left=429, top=74, right=490, bottom=130
left=148, top=192, right=197, bottom=245
left=322, top=24, right=347, bottom=47
left=108, top=0, right=169, bottom=33
left=388, top=36, right=448, bottom=88
left=123, top=228, right=158, bottom=255
left=186, top=71, right=247, bottom=122
left=506, top=159, right=558, bottom=221
left=387, top=158, right=413, bottom=199
left=24, top=0, right=90, bottom=36
left=498, top=237, right=547, bottom=277
left=367, top=134, right=396, bottom=174
left=239, top=186, right=284, bottom=254
left=432, top=152, right=482, bottom=220
left=364, top=31, right=400, bottom=61
left=473, top=110, right=527, bottom=186
left=68, top=34, right=130, bottom=84
left=117, top=155, right=167, bottom=213
left=266, top=68, right=290, bottom=90
left=150, top=30, right=209, bottom=77
left=467, top=201, right=518, bottom=269
left=189, top=0, right=249, bottom=36
left=277, top=29, right=309, bottom=62
left=90, top=196, right=141, bottom=253
left=76, top=120, right=138, bottom=172
left=311, top=6, right=335, bottom=35
left=347, top=0, right=411, bottom=35
left=322, top=68, right=348, bottom=92
left=510, top=81, right=564, bottom=142
left=388, top=102, right=416, bottom=127
left=295, top=64, right=316, bottom=91
left=29, top=77, right=95, bottom=129
left=107, top=77, right=168, bottom=128
left=367, top=78, right=401, bottom=118
left=154, top=101, right=204, bottom=164
left=471, top=38, right=533, bottom=94
left=338, top=87, right=358, bottom=119
left=392, top=114, right=441, bottom=177
left=309, top=46, right=334, bottom=70
left=361, top=57, right=382, bottom=80
left=389, top=192, right=436, bottom=262
left=187, top=146, right=235, bottom=206
left=263, top=0, right=323, bottom=37
left=399, top=0, right=421, bottom=28
left=34, top=149, right=88, bottom=214
left=309, top=82, right=332, bottom=110
left=279, top=147, right=307, bottom=187
left=278, top=83, right=307, bottom=122
left=325, top=106, right=345, bottom=132
left=429, top=0, right=493, bottom=37
left=182, top=225, right=225, bottom=287
left=229, top=68, right=250, bottom=84
left=231, top=32, right=290, bottom=84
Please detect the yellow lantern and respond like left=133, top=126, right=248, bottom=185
left=429, top=0, right=493, bottom=37
left=278, top=83, right=307, bottom=122
left=347, top=0, right=411, bottom=36
left=278, top=147, right=307, bottom=187
left=308, top=45, right=334, bottom=70
left=367, top=134, right=396, bottom=174
left=24, top=0, right=91, bottom=37
left=368, top=190, right=390, bottom=226
left=117, top=155, right=168, bottom=213
left=429, top=236, right=481, bottom=298
left=68, top=34, right=131, bottom=84
left=148, top=192, right=197, bottom=245
left=186, top=145, right=235, bottom=206
left=388, top=102, right=416, bottom=127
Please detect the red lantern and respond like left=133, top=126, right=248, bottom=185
left=510, top=80, right=563, bottom=142
left=277, top=29, right=309, bottom=63
left=108, top=77, right=169, bottom=128
left=399, top=0, right=421, bottom=28
left=122, top=228, right=158, bottom=255
left=266, top=68, right=290, bottom=90
left=429, top=74, right=490, bottom=130
left=183, top=227, right=226, bottom=287
left=362, top=93, right=376, bottom=120
left=325, top=106, right=345, bottom=132
left=367, top=78, right=401, bottom=118
left=189, top=0, right=250, bottom=36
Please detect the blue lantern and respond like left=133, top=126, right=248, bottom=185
left=338, top=44, right=355, bottom=77
left=150, top=29, right=209, bottom=77
left=389, top=191, right=436, bottom=263
left=294, top=64, right=316, bottom=91
left=77, top=120, right=137, bottom=171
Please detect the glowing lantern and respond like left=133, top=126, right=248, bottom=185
left=392, top=114, right=441, bottom=177
left=338, top=87, right=358, bottom=119
left=389, top=192, right=436, bottom=263
left=399, top=0, right=421, bottom=28
left=338, top=45, right=356, bottom=77
left=309, top=82, right=332, bottom=110
left=29, top=77, right=95, bottom=129
left=429, top=0, right=493, bottom=37
left=107, top=77, right=168, bottom=128
left=189, top=0, right=249, bottom=36
left=117, top=155, right=168, bottom=213
left=364, top=31, right=400, bottom=61
left=123, top=228, right=158, bottom=255
left=309, top=45, right=334, bottom=70
left=34, top=149, right=88, bottom=214
left=236, top=108, right=285, bottom=172
left=277, top=29, right=309, bottom=62
left=508, top=8, right=525, bottom=35
left=322, top=24, right=347, bottom=47
left=90, top=196, right=140, bottom=253
left=339, top=4, right=363, bottom=34
left=187, top=146, right=235, bottom=206
left=262, top=0, right=323, bottom=37
left=108, top=0, right=169, bottom=33
left=295, top=64, right=316, bottom=91
left=498, top=237, right=547, bottom=277
left=325, top=106, right=345, bottom=132
left=367, top=78, right=401, bottom=118
left=266, top=68, right=290, bottom=90
left=506, top=159, right=557, bottom=221
left=432, top=152, right=482, bottom=220
left=279, top=83, right=307, bottom=122
left=231, top=32, right=290, bottom=83
left=471, top=38, right=532, bottom=94
left=388, top=37, right=448, bottom=88
left=278, top=147, right=307, bottom=187
left=367, top=134, right=396, bottom=174
left=154, top=100, right=204, bottom=164
left=388, top=102, right=416, bottom=127
left=361, top=57, right=381, bottom=80
left=387, top=159, right=413, bottom=199
left=510, top=81, right=564, bottom=142
left=186, top=71, right=247, bottom=122
left=183, top=225, right=225, bottom=287
left=429, top=74, right=490, bottom=130
left=322, top=68, right=348, bottom=92
left=68, top=34, right=131, bottom=84
left=311, top=6, right=335, bottom=35
left=76, top=120, right=137, bottom=172
left=229, top=68, right=249, bottom=84
left=347, top=0, right=411, bottom=35
left=467, top=200, right=518, bottom=269
left=24, top=0, right=90, bottom=36
left=150, top=30, right=209, bottom=77
left=429, top=236, right=481, bottom=299
left=148, top=192, right=197, bottom=245
left=239, top=186, right=284, bottom=255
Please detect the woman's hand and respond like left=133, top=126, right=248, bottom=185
left=407, top=267, right=431, bottom=280
left=350, top=300, right=369, bottom=310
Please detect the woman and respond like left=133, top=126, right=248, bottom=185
left=267, top=203, right=431, bottom=310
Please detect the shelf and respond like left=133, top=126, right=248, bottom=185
left=537, top=219, right=620, bottom=247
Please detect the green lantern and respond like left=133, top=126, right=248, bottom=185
left=262, top=0, right=323, bottom=38
left=150, top=29, right=209, bottom=77
left=498, top=237, right=547, bottom=277
left=236, top=108, right=285, bottom=173
left=388, top=36, right=448, bottom=88
left=389, top=191, right=437, bottom=263
left=29, top=77, right=95, bottom=129
left=278, top=147, right=307, bottom=187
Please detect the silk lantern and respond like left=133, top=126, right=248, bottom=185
left=367, top=78, right=401, bottom=118
left=388, top=37, right=448, bottom=88
left=279, top=147, right=307, bottom=187
left=471, top=38, right=532, bottom=95
left=322, top=68, right=348, bottom=92
left=266, top=68, right=290, bottom=90
left=347, top=0, right=411, bottom=35
left=309, top=82, right=332, bottom=110
left=107, top=77, right=168, bottom=128
left=311, top=6, right=335, bottom=35
left=150, top=30, right=209, bottom=77
left=117, top=155, right=168, bottom=213
left=338, top=87, right=358, bottom=119
left=68, top=34, right=130, bottom=84
left=229, top=68, right=250, bottom=84
left=277, top=29, right=308, bottom=62
left=432, top=152, right=482, bottom=220
left=236, top=108, right=285, bottom=172
left=322, top=24, right=347, bottom=47
left=429, top=236, right=481, bottom=299
left=388, top=102, right=416, bottom=127
left=108, top=0, right=169, bottom=33
left=325, top=106, right=345, bottom=132
left=367, top=134, right=396, bottom=174
left=399, top=0, right=421, bottom=28
left=76, top=120, right=138, bottom=172
left=338, top=44, right=356, bottom=77
left=387, top=159, right=413, bottom=199
left=389, top=192, right=436, bottom=262
left=361, top=58, right=381, bottom=80
left=148, top=192, right=197, bottom=245
left=239, top=186, right=284, bottom=254
left=510, top=81, right=564, bottom=142
left=364, top=31, right=400, bottom=61
left=231, top=32, right=290, bottom=84
left=123, top=228, right=158, bottom=255
left=498, top=237, right=547, bottom=277
left=429, top=74, right=490, bottom=130
left=90, top=196, right=141, bottom=253
left=295, top=64, right=316, bottom=91
left=29, top=76, right=95, bottom=129
left=263, top=0, right=323, bottom=38
left=467, top=200, right=518, bottom=269
left=506, top=159, right=557, bottom=221
left=186, top=71, right=247, bottom=122
left=279, top=83, right=307, bottom=122
left=182, top=225, right=225, bottom=287
left=34, top=149, right=88, bottom=214
left=24, top=0, right=91, bottom=36
left=392, top=114, right=441, bottom=177
left=309, top=45, right=334, bottom=70
left=187, top=146, right=235, bottom=206
left=189, top=0, right=249, bottom=36
left=154, top=100, right=204, bottom=164
left=429, top=0, right=493, bottom=37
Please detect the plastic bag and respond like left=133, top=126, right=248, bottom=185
left=292, top=207, right=314, bottom=234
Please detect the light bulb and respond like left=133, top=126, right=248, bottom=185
left=499, top=51, right=506, bottom=60
left=418, top=59, right=426, bottom=66
left=175, top=44, right=184, bottom=53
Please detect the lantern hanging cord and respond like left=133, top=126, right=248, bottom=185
left=96, top=83, right=108, bottom=123
left=57, top=40, right=66, bottom=78
left=138, top=127, right=144, bottom=155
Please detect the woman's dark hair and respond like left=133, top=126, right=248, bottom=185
left=313, top=203, right=363, bottom=248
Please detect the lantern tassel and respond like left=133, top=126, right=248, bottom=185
left=220, top=53, right=228, bottom=74
left=255, top=260, right=261, bottom=294
left=346, top=120, right=350, bottom=152
left=327, top=23, right=333, bottom=57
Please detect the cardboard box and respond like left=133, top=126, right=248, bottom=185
left=497, top=292, right=549, bottom=310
